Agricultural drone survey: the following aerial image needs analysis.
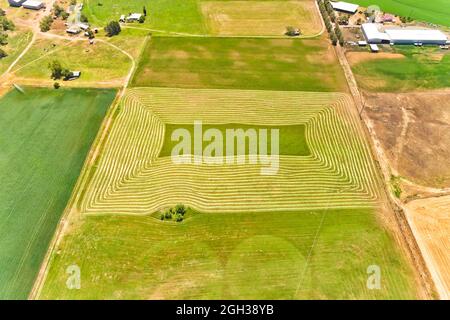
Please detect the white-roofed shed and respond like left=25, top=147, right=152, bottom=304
left=330, top=1, right=359, bottom=14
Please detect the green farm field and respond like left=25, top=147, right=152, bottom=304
left=356, top=0, right=450, bottom=27
left=81, top=0, right=322, bottom=36
left=131, top=37, right=348, bottom=91
left=350, top=47, right=450, bottom=92
left=82, top=0, right=208, bottom=34
left=0, top=87, right=116, bottom=299
left=38, top=208, right=419, bottom=299
left=36, top=87, right=422, bottom=299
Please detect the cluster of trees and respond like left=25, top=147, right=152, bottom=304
left=48, top=60, right=74, bottom=80
left=160, top=204, right=187, bottom=223
left=53, top=3, right=69, bottom=20
left=105, top=21, right=121, bottom=36
left=0, top=9, right=15, bottom=58
left=40, top=15, right=54, bottom=32
left=317, top=0, right=344, bottom=46
left=399, top=16, right=413, bottom=24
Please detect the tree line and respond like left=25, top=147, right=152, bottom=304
left=0, top=8, right=15, bottom=59
left=317, top=0, right=344, bottom=46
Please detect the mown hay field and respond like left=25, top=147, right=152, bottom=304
left=37, top=87, right=420, bottom=299
left=81, top=0, right=322, bottom=36
left=0, top=87, right=116, bottom=299
left=131, top=37, right=348, bottom=92
left=201, top=1, right=322, bottom=36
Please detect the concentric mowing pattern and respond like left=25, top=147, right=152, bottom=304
left=81, top=87, right=381, bottom=214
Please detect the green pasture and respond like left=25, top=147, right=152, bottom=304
left=131, top=37, right=348, bottom=91
left=38, top=207, right=419, bottom=299
left=0, top=87, right=116, bottom=299
left=351, top=47, right=450, bottom=92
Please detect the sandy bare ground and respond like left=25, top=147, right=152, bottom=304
left=405, top=196, right=450, bottom=299
left=363, top=90, right=450, bottom=189
left=346, top=51, right=405, bottom=65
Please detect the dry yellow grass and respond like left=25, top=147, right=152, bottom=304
left=201, top=1, right=322, bottom=36
left=406, top=196, right=450, bottom=299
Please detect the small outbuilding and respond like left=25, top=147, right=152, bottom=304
left=381, top=14, right=395, bottom=23
left=369, top=44, right=379, bottom=52
left=66, top=27, right=81, bottom=34
left=79, top=23, right=89, bottom=31
left=65, top=71, right=81, bottom=80
left=22, top=0, right=44, bottom=10
left=8, top=0, right=26, bottom=7
left=127, top=13, right=142, bottom=22
left=330, top=1, right=359, bottom=14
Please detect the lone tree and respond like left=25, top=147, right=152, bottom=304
left=0, top=16, right=15, bottom=31
left=40, top=15, right=53, bottom=32
left=49, top=60, right=70, bottom=80
left=105, top=21, right=121, bottom=37
left=80, top=14, right=89, bottom=23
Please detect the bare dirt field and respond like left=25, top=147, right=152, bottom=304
left=346, top=51, right=405, bottom=64
left=363, top=90, right=450, bottom=189
left=405, top=195, right=450, bottom=299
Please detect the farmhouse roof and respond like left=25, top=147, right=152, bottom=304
left=22, top=0, right=43, bottom=7
left=385, top=29, right=447, bottom=43
left=361, top=23, right=390, bottom=42
left=330, top=1, right=359, bottom=13
left=128, top=13, right=142, bottom=20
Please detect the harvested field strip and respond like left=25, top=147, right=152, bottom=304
left=79, top=87, right=380, bottom=214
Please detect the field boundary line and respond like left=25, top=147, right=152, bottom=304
left=28, top=89, right=123, bottom=300
left=29, top=30, right=148, bottom=299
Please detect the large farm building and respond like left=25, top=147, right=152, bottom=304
left=362, top=23, right=448, bottom=45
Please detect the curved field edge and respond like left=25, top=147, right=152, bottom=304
left=0, top=87, right=117, bottom=299
left=80, top=87, right=382, bottom=214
